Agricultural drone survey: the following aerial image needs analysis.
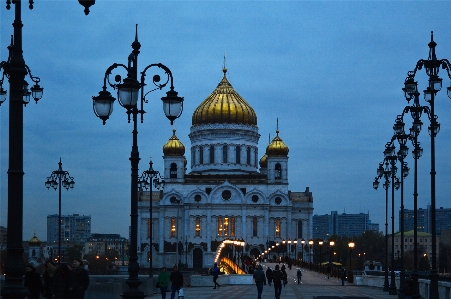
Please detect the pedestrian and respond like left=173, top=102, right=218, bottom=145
left=24, top=264, right=43, bottom=299
left=52, top=263, right=73, bottom=299
left=272, top=264, right=283, bottom=299
left=169, top=265, right=184, bottom=299
left=157, top=267, right=170, bottom=299
left=403, top=276, right=413, bottom=299
left=281, top=264, right=286, bottom=271
left=281, top=267, right=288, bottom=287
left=340, top=268, right=346, bottom=286
left=253, top=265, right=265, bottom=299
left=265, top=267, right=273, bottom=286
left=70, top=258, right=90, bottom=299
left=42, top=261, right=57, bottom=299
left=326, top=264, right=331, bottom=279
left=296, top=268, right=302, bottom=284
left=212, top=262, right=221, bottom=289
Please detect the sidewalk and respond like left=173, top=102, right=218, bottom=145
left=179, top=262, right=395, bottom=299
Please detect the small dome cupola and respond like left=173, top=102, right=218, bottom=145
left=259, top=153, right=268, bottom=168
left=163, top=129, right=185, bottom=156
left=192, top=68, right=257, bottom=126
left=28, top=234, right=41, bottom=246
left=266, top=129, right=289, bottom=156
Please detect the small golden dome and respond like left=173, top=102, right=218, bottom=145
left=29, top=234, right=41, bottom=246
left=163, top=129, right=185, bottom=156
left=266, top=130, right=289, bottom=156
left=259, top=154, right=268, bottom=168
left=192, top=68, right=257, bottom=126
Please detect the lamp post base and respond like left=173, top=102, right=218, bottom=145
left=383, top=269, right=389, bottom=292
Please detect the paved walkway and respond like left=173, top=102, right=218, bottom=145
left=179, top=262, right=395, bottom=299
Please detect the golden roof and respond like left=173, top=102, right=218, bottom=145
left=266, top=130, right=289, bottom=156
left=192, top=68, right=257, bottom=126
left=163, top=129, right=185, bottom=156
left=29, top=234, right=41, bottom=245
left=259, top=153, right=268, bottom=168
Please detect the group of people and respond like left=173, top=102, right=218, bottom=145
left=24, top=258, right=90, bottom=299
left=253, top=264, right=296, bottom=299
left=156, top=265, right=184, bottom=299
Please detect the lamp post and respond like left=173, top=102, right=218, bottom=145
left=308, top=239, right=313, bottom=270
left=276, top=242, right=280, bottom=262
left=92, top=25, right=183, bottom=299
left=293, top=239, right=298, bottom=266
left=300, top=239, right=305, bottom=268
left=329, top=240, right=335, bottom=277
left=45, top=159, right=75, bottom=264
left=138, top=159, right=165, bottom=278
left=282, top=239, right=286, bottom=261
left=348, top=241, right=355, bottom=283
left=402, top=31, right=451, bottom=299
left=287, top=239, right=292, bottom=261
left=318, top=240, right=323, bottom=272
left=0, top=1, right=89, bottom=297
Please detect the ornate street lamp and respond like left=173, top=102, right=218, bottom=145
left=348, top=241, right=355, bottom=283
left=402, top=31, right=451, bottom=299
left=318, top=240, right=324, bottom=272
left=92, top=25, right=183, bottom=299
left=1, top=1, right=87, bottom=298
left=308, top=239, right=314, bottom=270
left=293, top=239, right=298, bottom=266
left=276, top=242, right=280, bottom=262
left=45, top=159, right=75, bottom=264
left=282, top=239, right=286, bottom=261
left=139, top=159, right=165, bottom=278
left=329, top=240, right=335, bottom=277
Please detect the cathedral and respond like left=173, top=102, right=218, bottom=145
left=137, top=67, right=314, bottom=269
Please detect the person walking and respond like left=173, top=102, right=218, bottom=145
left=24, top=264, right=43, bottom=299
left=296, top=268, right=302, bottom=284
left=52, top=264, right=73, bottom=299
left=157, top=267, right=170, bottom=299
left=340, top=268, right=346, bottom=286
left=212, top=263, right=221, bottom=289
left=265, top=267, right=273, bottom=286
left=42, top=261, right=57, bottom=299
left=253, top=265, right=265, bottom=299
left=281, top=267, right=288, bottom=287
left=70, top=258, right=90, bottom=299
left=272, top=265, right=283, bottom=299
left=169, top=265, right=184, bottom=299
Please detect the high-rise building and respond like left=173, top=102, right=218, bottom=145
left=137, top=68, right=314, bottom=269
left=400, top=206, right=451, bottom=235
left=313, top=211, right=378, bottom=239
left=47, top=214, right=91, bottom=245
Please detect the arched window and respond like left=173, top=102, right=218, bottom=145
left=247, top=147, right=251, bottom=164
left=236, top=146, right=241, bottom=164
left=223, top=145, right=228, bottom=163
left=297, top=220, right=303, bottom=238
left=199, top=147, right=203, bottom=164
left=170, top=163, right=177, bottom=178
left=195, top=217, right=201, bottom=236
left=210, top=145, right=215, bottom=164
left=275, top=163, right=282, bottom=180
left=275, top=219, right=281, bottom=238
left=171, top=218, right=176, bottom=238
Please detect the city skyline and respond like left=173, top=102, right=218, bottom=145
left=1, top=1, right=451, bottom=241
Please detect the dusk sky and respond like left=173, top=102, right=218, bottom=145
left=1, top=1, right=451, bottom=242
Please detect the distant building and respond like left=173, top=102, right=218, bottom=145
left=313, top=211, right=378, bottom=239
left=400, top=206, right=451, bottom=235
left=390, top=230, right=439, bottom=265
left=84, top=233, right=128, bottom=263
left=47, top=214, right=91, bottom=245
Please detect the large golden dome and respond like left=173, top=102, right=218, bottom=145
left=192, top=68, right=257, bottom=126
left=28, top=234, right=41, bottom=246
left=163, top=129, right=185, bottom=156
left=266, top=130, right=289, bottom=156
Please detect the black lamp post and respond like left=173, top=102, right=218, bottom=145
left=45, top=159, right=75, bottom=264
left=348, top=241, right=355, bottom=283
left=0, top=1, right=89, bottom=298
left=300, top=239, right=305, bottom=268
left=402, top=31, right=451, bottom=299
left=276, top=242, right=280, bottom=262
left=329, top=240, right=335, bottom=277
left=308, top=239, right=313, bottom=270
left=293, top=239, right=298, bottom=266
left=282, top=239, right=286, bottom=261
left=92, top=25, right=183, bottom=299
left=318, top=240, right=323, bottom=272
left=139, top=159, right=165, bottom=278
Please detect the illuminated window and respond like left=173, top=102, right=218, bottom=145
left=171, top=218, right=176, bottom=238
left=223, top=145, right=228, bottom=163
left=231, top=217, right=235, bottom=237
left=224, top=217, right=229, bottom=236
left=218, top=218, right=223, bottom=236
left=275, top=219, right=281, bottom=238
left=253, top=217, right=258, bottom=237
left=195, top=217, right=201, bottom=237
